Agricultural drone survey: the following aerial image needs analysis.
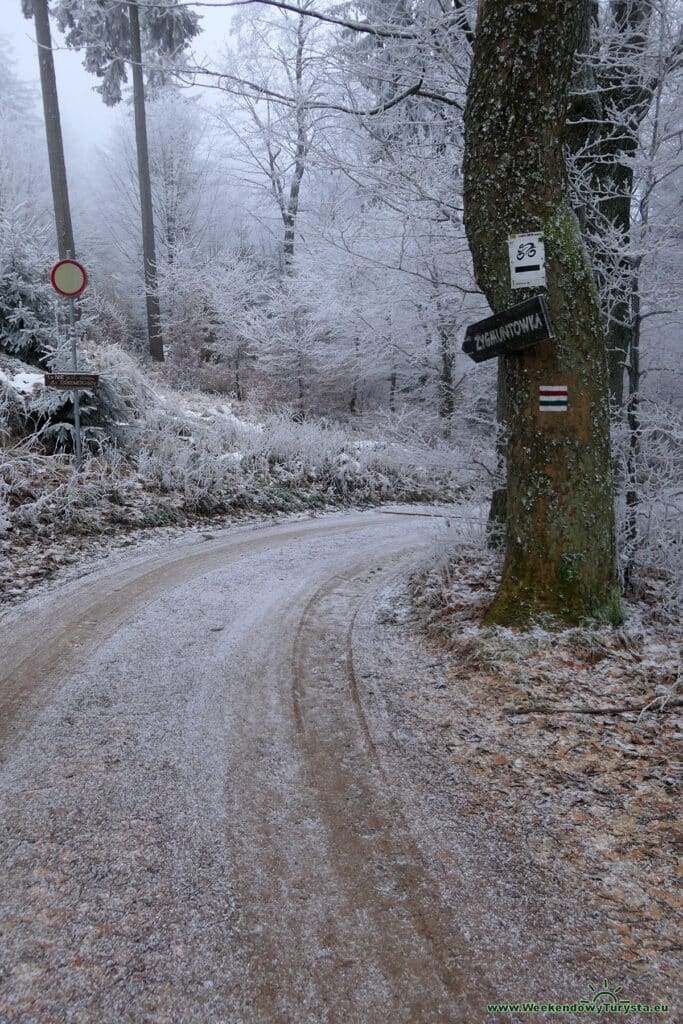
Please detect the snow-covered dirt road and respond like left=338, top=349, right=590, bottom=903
left=3, top=509, right=619, bottom=1024
left=1, top=510, right=490, bottom=1023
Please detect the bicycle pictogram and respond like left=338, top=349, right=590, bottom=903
left=516, top=241, right=537, bottom=261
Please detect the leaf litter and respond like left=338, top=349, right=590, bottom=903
left=403, top=542, right=681, bottom=1004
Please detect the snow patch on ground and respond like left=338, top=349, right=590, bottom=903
left=0, top=365, right=44, bottom=397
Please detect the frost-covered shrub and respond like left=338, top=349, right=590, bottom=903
left=0, top=436, right=68, bottom=527
left=129, top=387, right=468, bottom=516
left=613, top=399, right=683, bottom=619
left=78, top=288, right=134, bottom=352
left=81, top=342, right=151, bottom=445
left=0, top=377, right=30, bottom=442
left=1, top=358, right=472, bottom=548
left=136, top=411, right=245, bottom=512
left=156, top=249, right=260, bottom=381
left=0, top=214, right=57, bottom=365
left=1, top=341, right=153, bottom=455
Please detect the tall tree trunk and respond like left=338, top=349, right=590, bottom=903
left=349, top=338, right=360, bottom=414
left=282, top=16, right=308, bottom=273
left=438, top=335, right=454, bottom=434
left=297, top=351, right=305, bottom=418
left=129, top=0, right=164, bottom=362
left=569, top=0, right=630, bottom=408
left=433, top=289, right=454, bottom=435
left=389, top=368, right=397, bottom=413
left=568, top=0, right=653, bottom=409
left=624, top=267, right=641, bottom=593
left=31, top=0, right=75, bottom=259
left=602, top=0, right=652, bottom=409
left=566, top=0, right=602, bottom=234
left=464, top=0, right=620, bottom=625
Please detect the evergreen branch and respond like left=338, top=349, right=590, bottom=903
left=131, top=0, right=475, bottom=44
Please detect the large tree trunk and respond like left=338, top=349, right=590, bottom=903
left=129, top=1, right=164, bottom=362
left=31, top=0, right=75, bottom=259
left=464, top=0, right=620, bottom=625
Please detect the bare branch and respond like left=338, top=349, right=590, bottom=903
left=179, top=62, right=438, bottom=115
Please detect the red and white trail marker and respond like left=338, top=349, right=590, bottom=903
left=539, top=385, right=568, bottom=412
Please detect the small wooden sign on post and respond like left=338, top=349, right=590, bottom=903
left=44, top=373, right=99, bottom=390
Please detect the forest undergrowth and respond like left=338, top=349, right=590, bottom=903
left=0, top=344, right=475, bottom=605
left=409, top=516, right=681, bottom=997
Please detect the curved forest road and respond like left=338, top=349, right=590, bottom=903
left=0, top=512, right=518, bottom=1022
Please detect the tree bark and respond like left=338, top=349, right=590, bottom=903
left=129, top=0, right=164, bottom=362
left=282, top=16, right=308, bottom=272
left=624, top=267, right=641, bottom=593
left=31, top=0, right=75, bottom=260
left=567, top=0, right=654, bottom=409
left=600, top=0, right=652, bottom=409
left=464, top=0, right=620, bottom=625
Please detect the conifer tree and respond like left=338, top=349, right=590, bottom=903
left=54, top=0, right=201, bottom=360
left=22, top=0, right=75, bottom=260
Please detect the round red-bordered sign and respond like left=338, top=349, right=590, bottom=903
left=51, top=259, right=88, bottom=297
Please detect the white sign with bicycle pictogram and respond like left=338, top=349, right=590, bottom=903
left=508, top=232, right=546, bottom=289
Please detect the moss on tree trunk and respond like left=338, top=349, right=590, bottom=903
left=463, top=0, right=620, bottom=626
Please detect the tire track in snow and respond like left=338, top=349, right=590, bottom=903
left=289, top=556, right=485, bottom=1020
left=0, top=514, right=390, bottom=752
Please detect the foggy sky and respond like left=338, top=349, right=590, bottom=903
left=3, top=2, right=230, bottom=159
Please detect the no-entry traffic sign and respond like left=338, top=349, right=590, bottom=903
left=51, top=259, right=88, bottom=298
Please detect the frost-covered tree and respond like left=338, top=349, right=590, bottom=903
left=90, top=89, right=244, bottom=366
left=217, top=7, right=334, bottom=273
left=308, top=0, right=476, bottom=427
left=0, top=36, right=46, bottom=218
left=0, top=37, right=56, bottom=365
left=0, top=221, right=56, bottom=366
left=568, top=0, right=683, bottom=408
left=94, top=91, right=220, bottom=269
left=53, top=0, right=202, bottom=360
left=21, top=0, right=75, bottom=259
left=464, top=0, right=620, bottom=625
left=566, top=1, right=683, bottom=596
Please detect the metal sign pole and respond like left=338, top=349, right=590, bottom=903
left=68, top=294, right=81, bottom=468
left=68, top=292, right=82, bottom=471
left=50, top=255, right=88, bottom=471
left=63, top=251, right=82, bottom=470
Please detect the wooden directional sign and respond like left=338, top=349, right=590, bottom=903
left=44, top=373, right=99, bottom=389
left=462, top=295, right=554, bottom=363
